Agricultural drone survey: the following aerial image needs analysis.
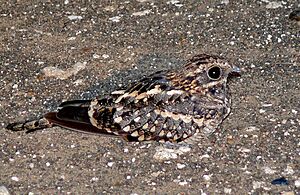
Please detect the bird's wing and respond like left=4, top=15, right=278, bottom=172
left=43, top=68, right=219, bottom=142
left=90, top=70, right=205, bottom=142
left=46, top=69, right=208, bottom=142
left=44, top=99, right=115, bottom=135
left=44, top=70, right=176, bottom=137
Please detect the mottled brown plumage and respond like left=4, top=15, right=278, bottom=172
left=7, top=54, right=240, bottom=143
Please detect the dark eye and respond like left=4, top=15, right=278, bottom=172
left=207, top=66, right=222, bottom=80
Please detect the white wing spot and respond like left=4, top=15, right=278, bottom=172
left=123, top=126, right=130, bottom=132
left=150, top=126, right=156, bottom=132
left=138, top=134, right=145, bottom=141
left=159, top=130, right=165, bottom=137
left=114, top=116, right=123, bottom=123
left=134, top=117, right=141, bottom=122
left=146, top=85, right=162, bottom=95
left=142, top=123, right=149, bottom=129
left=131, top=131, right=139, bottom=137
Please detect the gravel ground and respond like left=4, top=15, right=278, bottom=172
left=0, top=0, right=299, bottom=194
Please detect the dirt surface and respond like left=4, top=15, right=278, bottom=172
left=0, top=0, right=299, bottom=194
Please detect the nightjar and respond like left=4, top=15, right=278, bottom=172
left=7, top=54, right=240, bottom=143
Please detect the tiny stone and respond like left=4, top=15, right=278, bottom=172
left=262, top=103, right=272, bottom=107
left=29, top=163, right=34, bottom=169
left=253, top=181, right=265, bottom=189
left=132, top=158, right=136, bottom=163
left=240, top=148, right=251, bottom=153
left=93, top=54, right=100, bottom=59
left=244, top=126, right=259, bottom=132
left=259, top=109, right=266, bottom=113
left=221, top=0, right=229, bottom=5
left=12, top=84, right=18, bottom=89
left=178, top=181, right=188, bottom=186
left=68, top=37, right=76, bottom=40
left=107, top=162, right=114, bottom=167
left=291, top=109, right=297, bottom=114
left=91, top=177, right=99, bottom=182
left=102, top=54, right=110, bottom=59
left=203, top=174, right=211, bottom=181
left=11, top=176, right=19, bottom=181
left=224, top=187, right=232, bottom=194
left=132, top=10, right=151, bottom=16
left=284, top=166, right=294, bottom=175
left=177, top=163, right=186, bottom=169
left=68, top=15, right=83, bottom=20
left=263, top=166, right=276, bottom=174
left=109, top=16, right=121, bottom=22
left=265, top=1, right=282, bottom=9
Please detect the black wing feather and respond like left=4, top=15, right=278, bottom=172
left=56, top=100, right=91, bottom=124
left=44, top=112, right=111, bottom=135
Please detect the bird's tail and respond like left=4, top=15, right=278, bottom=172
left=6, top=117, right=53, bottom=133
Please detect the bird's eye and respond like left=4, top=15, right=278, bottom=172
left=207, top=66, right=222, bottom=80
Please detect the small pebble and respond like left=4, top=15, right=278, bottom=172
left=68, top=15, right=83, bottom=20
left=178, top=181, right=188, bottom=186
left=177, top=163, right=186, bottom=169
left=203, top=174, right=211, bottom=181
left=109, top=16, right=121, bottom=22
left=93, top=54, right=100, bottom=59
left=107, top=162, right=114, bottom=167
left=153, top=145, right=191, bottom=160
left=224, top=187, right=232, bottom=194
left=265, top=1, right=282, bottom=9
left=91, top=177, right=99, bottom=182
left=102, top=54, right=110, bottom=59
left=11, top=176, right=19, bottom=181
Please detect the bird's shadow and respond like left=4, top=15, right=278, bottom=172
left=78, top=53, right=185, bottom=100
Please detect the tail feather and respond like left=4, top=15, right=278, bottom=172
left=45, top=112, right=110, bottom=135
left=6, top=99, right=116, bottom=136
left=6, top=117, right=53, bottom=133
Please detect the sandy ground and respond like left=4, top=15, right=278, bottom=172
left=0, top=0, right=299, bottom=194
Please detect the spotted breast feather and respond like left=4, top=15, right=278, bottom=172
left=6, top=54, right=240, bottom=143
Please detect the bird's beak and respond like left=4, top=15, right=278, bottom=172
left=230, top=65, right=241, bottom=76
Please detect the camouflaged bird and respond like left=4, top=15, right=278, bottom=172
left=7, top=54, right=240, bottom=143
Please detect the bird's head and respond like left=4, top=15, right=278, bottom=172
left=190, top=53, right=239, bottom=82
left=172, top=54, right=240, bottom=91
